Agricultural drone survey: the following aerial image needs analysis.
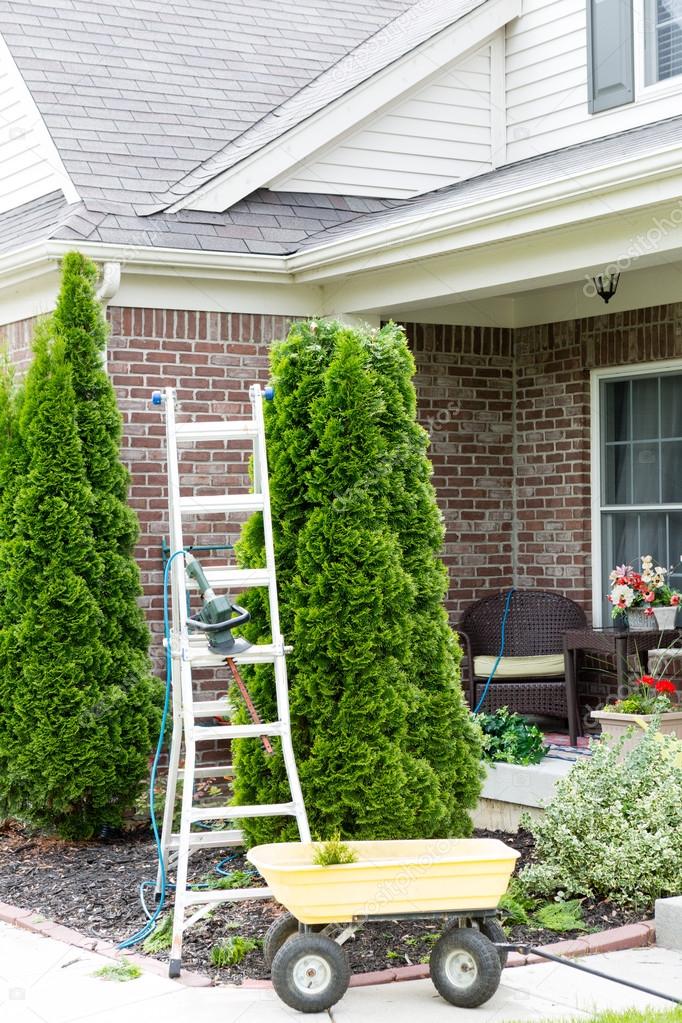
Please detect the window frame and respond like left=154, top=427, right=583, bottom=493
left=634, top=0, right=682, bottom=97
left=590, top=358, right=682, bottom=625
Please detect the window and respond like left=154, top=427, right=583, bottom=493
left=596, top=367, right=682, bottom=621
left=645, top=0, right=682, bottom=83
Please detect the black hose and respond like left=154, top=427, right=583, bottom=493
left=499, top=944, right=682, bottom=1005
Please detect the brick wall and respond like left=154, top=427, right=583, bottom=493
left=404, top=322, right=515, bottom=617
left=515, top=304, right=682, bottom=620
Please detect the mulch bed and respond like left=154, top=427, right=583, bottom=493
left=0, top=820, right=649, bottom=986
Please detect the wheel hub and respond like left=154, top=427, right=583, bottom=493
left=293, top=954, right=331, bottom=994
left=444, top=949, right=478, bottom=990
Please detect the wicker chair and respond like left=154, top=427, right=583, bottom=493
left=457, top=589, right=587, bottom=744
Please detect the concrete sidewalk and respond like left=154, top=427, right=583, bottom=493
left=0, top=921, right=680, bottom=1023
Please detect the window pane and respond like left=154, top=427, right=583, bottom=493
left=605, top=443, right=631, bottom=504
left=632, top=441, right=660, bottom=503
left=638, top=511, right=668, bottom=563
left=632, top=377, right=659, bottom=439
left=661, top=374, right=682, bottom=437
left=662, top=439, right=682, bottom=502
left=647, top=0, right=682, bottom=81
left=604, top=379, right=630, bottom=442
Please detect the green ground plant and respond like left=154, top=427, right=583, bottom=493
left=93, top=962, right=142, bottom=982
left=210, top=935, right=258, bottom=967
left=519, top=726, right=682, bottom=908
left=531, top=898, right=586, bottom=932
left=141, top=914, right=173, bottom=953
left=0, top=253, right=160, bottom=838
left=477, top=707, right=547, bottom=766
left=231, top=320, right=482, bottom=843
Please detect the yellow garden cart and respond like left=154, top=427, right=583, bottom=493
left=247, top=837, right=519, bottom=1014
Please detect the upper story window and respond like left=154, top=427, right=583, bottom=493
left=645, top=0, right=682, bottom=83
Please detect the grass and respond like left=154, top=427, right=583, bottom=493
left=312, top=834, right=357, bottom=866
left=196, top=869, right=254, bottom=891
left=519, top=1012, right=682, bottom=1023
left=142, top=914, right=173, bottom=953
left=92, top=962, right=142, bottom=982
left=210, top=935, right=258, bottom=968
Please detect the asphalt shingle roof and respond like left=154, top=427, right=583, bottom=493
left=0, top=0, right=420, bottom=209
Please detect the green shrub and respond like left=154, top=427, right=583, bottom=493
left=519, top=726, right=682, bottom=907
left=532, top=898, right=586, bottom=933
left=0, top=253, right=161, bottom=838
left=477, top=707, right=547, bottom=766
left=312, top=834, right=358, bottom=865
left=231, top=321, right=482, bottom=842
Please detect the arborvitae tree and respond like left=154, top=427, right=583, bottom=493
left=0, top=256, right=160, bottom=837
left=232, top=320, right=482, bottom=842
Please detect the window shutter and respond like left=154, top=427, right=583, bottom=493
left=587, top=0, right=635, bottom=113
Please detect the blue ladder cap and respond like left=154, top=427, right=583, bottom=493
left=151, top=390, right=163, bottom=405
left=264, top=386, right=275, bottom=401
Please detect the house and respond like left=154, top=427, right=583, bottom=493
left=1, top=0, right=681, bottom=686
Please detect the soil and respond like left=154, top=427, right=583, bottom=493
left=0, top=820, right=649, bottom=986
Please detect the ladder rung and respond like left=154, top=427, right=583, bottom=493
left=179, top=764, right=235, bottom=779
left=175, top=420, right=257, bottom=442
left=183, top=887, right=272, bottom=907
left=186, top=567, right=270, bottom=590
left=190, top=802, right=296, bottom=822
left=167, top=828, right=243, bottom=850
left=193, top=699, right=232, bottom=718
left=187, top=640, right=290, bottom=666
left=194, top=722, right=282, bottom=741
left=179, top=493, right=264, bottom=515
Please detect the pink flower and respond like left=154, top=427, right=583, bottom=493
left=643, top=591, right=656, bottom=603
left=672, top=595, right=680, bottom=606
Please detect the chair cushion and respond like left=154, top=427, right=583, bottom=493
left=473, top=654, right=565, bottom=679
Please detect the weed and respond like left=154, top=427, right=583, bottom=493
left=210, top=935, right=258, bottom=968
left=93, top=962, right=142, bottom=982
left=142, top=914, right=173, bottom=953
left=532, top=898, right=587, bottom=933
left=499, top=878, right=537, bottom=927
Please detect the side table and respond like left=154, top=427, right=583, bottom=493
left=563, top=626, right=681, bottom=745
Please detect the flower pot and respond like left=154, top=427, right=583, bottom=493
left=591, top=708, right=682, bottom=756
left=654, top=606, right=679, bottom=630
left=625, top=608, right=656, bottom=631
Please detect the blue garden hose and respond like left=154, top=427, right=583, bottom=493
left=118, top=550, right=185, bottom=949
left=473, top=588, right=515, bottom=714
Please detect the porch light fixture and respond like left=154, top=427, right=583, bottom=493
left=593, top=271, right=620, bottom=304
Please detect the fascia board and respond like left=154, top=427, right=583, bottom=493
left=176, top=0, right=521, bottom=213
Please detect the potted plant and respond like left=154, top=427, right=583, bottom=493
left=592, top=674, right=682, bottom=754
left=607, top=554, right=681, bottom=631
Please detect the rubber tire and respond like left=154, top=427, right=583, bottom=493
left=479, top=918, right=508, bottom=969
left=263, top=912, right=299, bottom=970
left=271, top=933, right=351, bottom=1014
left=430, top=927, right=502, bottom=1008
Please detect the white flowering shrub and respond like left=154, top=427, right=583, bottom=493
left=520, top=727, right=682, bottom=908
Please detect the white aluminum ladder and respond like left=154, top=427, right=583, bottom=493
left=154, top=385, right=310, bottom=979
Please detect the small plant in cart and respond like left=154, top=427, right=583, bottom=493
left=312, top=834, right=358, bottom=866
left=609, top=675, right=677, bottom=715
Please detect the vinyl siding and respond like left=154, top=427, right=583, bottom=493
left=271, top=44, right=493, bottom=198
left=0, top=40, right=72, bottom=214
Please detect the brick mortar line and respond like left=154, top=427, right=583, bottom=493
left=0, top=900, right=654, bottom=991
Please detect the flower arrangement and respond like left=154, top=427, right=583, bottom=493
left=608, top=674, right=677, bottom=715
left=607, top=554, right=681, bottom=620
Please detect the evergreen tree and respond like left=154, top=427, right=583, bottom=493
left=232, top=320, right=482, bottom=842
left=0, top=255, right=160, bottom=837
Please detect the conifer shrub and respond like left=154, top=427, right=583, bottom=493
left=232, top=320, right=482, bottom=842
left=0, top=254, right=160, bottom=838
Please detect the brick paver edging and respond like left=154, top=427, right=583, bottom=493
left=0, top=900, right=655, bottom=991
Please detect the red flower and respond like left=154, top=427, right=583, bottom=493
left=655, top=679, right=676, bottom=695
left=672, top=595, right=680, bottom=606
left=637, top=675, right=656, bottom=687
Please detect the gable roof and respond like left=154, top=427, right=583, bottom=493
left=0, top=0, right=419, bottom=211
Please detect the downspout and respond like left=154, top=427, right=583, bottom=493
left=96, top=261, right=121, bottom=370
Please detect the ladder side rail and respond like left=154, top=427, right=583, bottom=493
left=250, top=384, right=311, bottom=843
left=156, top=387, right=188, bottom=894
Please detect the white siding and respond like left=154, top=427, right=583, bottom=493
left=0, top=36, right=75, bottom=214
left=505, top=0, right=682, bottom=165
left=271, top=44, right=494, bottom=198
